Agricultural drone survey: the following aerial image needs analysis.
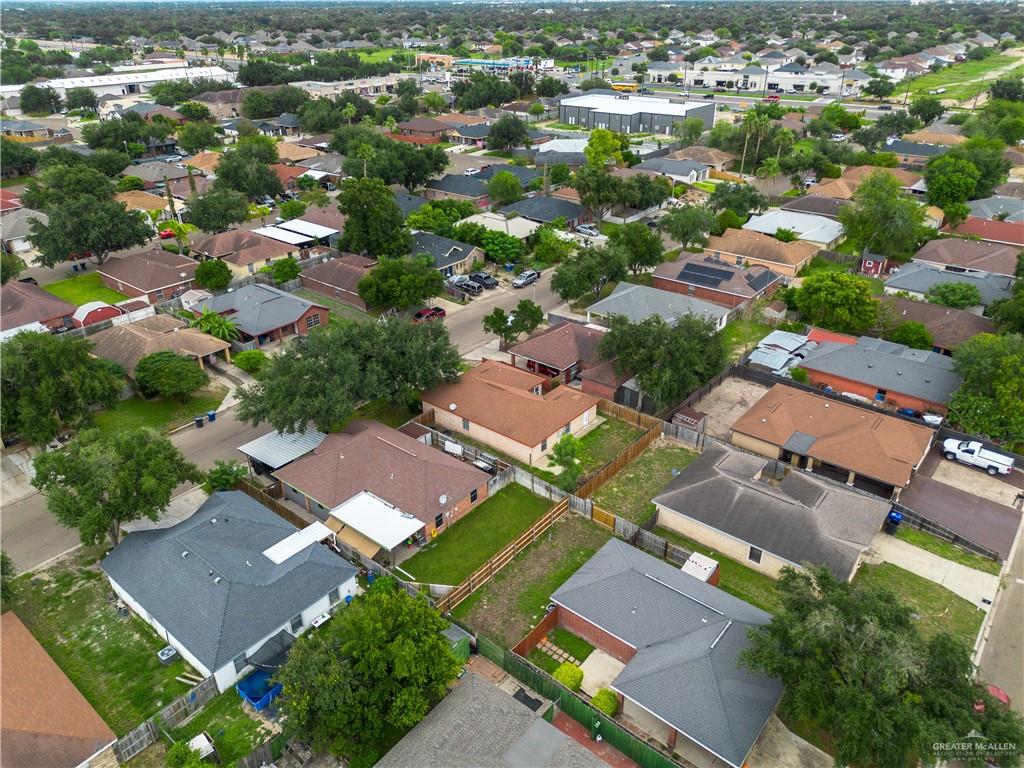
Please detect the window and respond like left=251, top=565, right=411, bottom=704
left=864, top=260, right=874, bottom=268
left=305, top=314, right=321, bottom=329
left=748, top=546, right=763, bottom=564
left=329, top=587, right=340, bottom=606
left=154, top=289, right=164, bottom=300
left=470, top=488, right=478, bottom=503
left=462, top=417, right=469, bottom=430
left=247, top=263, right=255, bottom=275
left=541, top=438, right=548, bottom=451
left=233, top=653, right=247, bottom=673
left=434, top=513, right=444, bottom=528
left=290, top=613, right=303, bottom=633
left=582, top=410, right=590, bottom=426
left=563, top=423, right=571, bottom=435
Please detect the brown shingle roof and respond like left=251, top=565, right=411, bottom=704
left=166, top=175, right=214, bottom=199
left=653, top=252, right=782, bottom=299
left=668, top=146, right=735, bottom=166
left=300, top=254, right=374, bottom=295
left=87, top=314, right=230, bottom=374
left=299, top=204, right=347, bottom=231
left=0, top=282, right=75, bottom=331
left=947, top=218, right=1024, bottom=248
left=97, top=250, right=197, bottom=292
left=705, top=228, right=818, bottom=268
left=273, top=420, right=488, bottom=523
left=1, top=612, right=116, bottom=768
left=192, top=230, right=294, bottom=267
left=275, top=141, right=321, bottom=163
left=183, top=151, right=222, bottom=174
left=730, top=384, right=934, bottom=488
left=842, top=165, right=922, bottom=188
left=114, top=190, right=173, bottom=212
left=422, top=360, right=600, bottom=448
left=879, top=296, right=996, bottom=351
left=508, top=322, right=604, bottom=372
left=914, top=238, right=1020, bottom=277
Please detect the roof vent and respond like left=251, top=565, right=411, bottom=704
left=924, top=378, right=931, bottom=383
left=867, top=363, right=873, bottom=368
left=214, top=576, right=222, bottom=584
left=897, top=370, right=903, bottom=375
left=245, top=560, right=252, bottom=567
left=211, top=518, right=218, bottom=524
left=449, top=403, right=458, bottom=410
left=181, top=550, right=189, bottom=558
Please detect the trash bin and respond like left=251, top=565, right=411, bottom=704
left=193, top=416, right=204, bottom=428
left=504, top=262, right=515, bottom=273
left=71, top=264, right=79, bottom=273
left=883, top=509, right=902, bottom=535
left=367, top=571, right=376, bottom=585
left=207, top=410, right=217, bottom=423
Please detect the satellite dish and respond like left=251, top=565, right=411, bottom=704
left=439, top=494, right=449, bottom=507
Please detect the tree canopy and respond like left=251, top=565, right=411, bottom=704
left=948, top=333, right=1024, bottom=446
left=660, top=205, right=717, bottom=250
left=608, top=221, right=664, bottom=275
left=357, top=257, right=444, bottom=310
left=838, top=170, right=928, bottom=260
left=481, top=299, right=544, bottom=348
left=30, top=197, right=153, bottom=267
left=134, top=352, right=210, bottom=402
left=927, top=282, right=982, bottom=309
left=551, top=246, right=628, bottom=302
left=486, top=114, right=530, bottom=151
left=794, top=271, right=879, bottom=334
left=337, top=176, right=410, bottom=258
left=187, top=188, right=251, bottom=234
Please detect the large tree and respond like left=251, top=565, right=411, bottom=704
left=357, top=257, right=443, bottom=309
left=32, top=428, right=199, bottom=545
left=481, top=299, right=544, bottom=348
left=707, top=182, right=768, bottom=219
left=948, top=333, right=1024, bottom=445
left=598, top=314, right=727, bottom=408
left=571, top=166, right=622, bottom=223
left=30, top=197, right=152, bottom=267
left=672, top=117, right=705, bottom=148
left=551, top=245, right=628, bottom=302
left=838, top=170, right=928, bottom=260
left=21, top=163, right=114, bottom=210
left=337, top=177, right=410, bottom=258
left=486, top=114, right=530, bottom=151
left=583, top=128, right=623, bottom=168
left=794, top=271, right=879, bottom=334
left=486, top=170, right=523, bottom=206
left=660, top=205, right=717, bottom=249
left=20, top=83, right=61, bottom=114
left=743, top=566, right=1024, bottom=768
left=177, top=121, right=219, bottom=155
left=925, top=155, right=980, bottom=211
left=927, top=282, right=982, bottom=309
left=946, top=137, right=1011, bottom=199
left=237, top=319, right=460, bottom=433
left=278, top=578, right=459, bottom=767
left=187, top=188, right=250, bottom=233
left=134, top=351, right=210, bottom=401
left=65, top=86, right=98, bottom=112
left=1, top=333, right=123, bottom=447
left=608, top=221, right=664, bottom=274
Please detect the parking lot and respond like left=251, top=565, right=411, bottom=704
left=693, top=377, right=771, bottom=438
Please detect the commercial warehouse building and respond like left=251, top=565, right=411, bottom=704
left=557, top=93, right=715, bottom=134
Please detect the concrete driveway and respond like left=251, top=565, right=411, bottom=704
left=930, top=458, right=1023, bottom=508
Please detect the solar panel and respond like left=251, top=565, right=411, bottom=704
left=685, top=263, right=734, bottom=281
left=678, top=267, right=724, bottom=288
left=745, top=271, right=775, bottom=292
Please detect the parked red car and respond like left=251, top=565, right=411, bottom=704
left=159, top=228, right=176, bottom=239
left=412, top=307, right=447, bottom=323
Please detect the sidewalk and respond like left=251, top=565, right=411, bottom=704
left=869, top=533, right=1000, bottom=607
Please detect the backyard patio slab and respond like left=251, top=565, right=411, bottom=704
left=579, top=650, right=625, bottom=698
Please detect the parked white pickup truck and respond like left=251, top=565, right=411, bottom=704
left=942, top=439, right=1015, bottom=476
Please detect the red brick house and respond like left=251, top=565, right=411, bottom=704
left=97, top=250, right=198, bottom=303
left=193, top=283, right=328, bottom=347
left=652, top=252, right=783, bottom=309
left=0, top=281, right=75, bottom=335
left=392, top=117, right=453, bottom=145
left=508, top=322, right=605, bottom=385
left=298, top=254, right=376, bottom=311
left=270, top=163, right=307, bottom=192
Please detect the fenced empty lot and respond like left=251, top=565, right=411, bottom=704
left=693, top=377, right=771, bottom=438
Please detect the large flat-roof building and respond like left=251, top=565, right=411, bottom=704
left=0, top=66, right=234, bottom=99
left=558, top=93, right=715, bottom=135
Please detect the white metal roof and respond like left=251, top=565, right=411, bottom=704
left=299, top=169, right=329, bottom=181
left=251, top=225, right=316, bottom=246
left=277, top=219, right=339, bottom=239
left=0, top=66, right=233, bottom=97
left=743, top=209, right=844, bottom=244
left=238, top=428, right=327, bottom=470
left=262, top=521, right=333, bottom=564
left=560, top=93, right=706, bottom=117
left=329, top=491, right=423, bottom=551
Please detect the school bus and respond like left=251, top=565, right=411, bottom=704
left=610, top=81, right=639, bottom=92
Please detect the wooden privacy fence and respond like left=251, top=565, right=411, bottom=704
left=236, top=479, right=310, bottom=530
left=113, top=677, right=218, bottom=763
left=893, top=503, right=1002, bottom=562
left=584, top=504, right=692, bottom=565
left=435, top=498, right=568, bottom=614
left=577, top=425, right=661, bottom=499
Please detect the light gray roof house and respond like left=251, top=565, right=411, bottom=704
left=633, top=158, right=709, bottom=179
left=551, top=539, right=783, bottom=768
left=377, top=673, right=606, bottom=768
left=967, top=195, right=1024, bottom=223
left=197, top=284, right=324, bottom=337
left=587, top=282, right=729, bottom=327
left=238, top=428, right=327, bottom=471
left=653, top=444, right=890, bottom=580
left=101, top=492, right=356, bottom=674
left=884, top=262, right=1015, bottom=307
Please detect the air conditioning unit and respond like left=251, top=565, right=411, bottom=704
left=157, top=646, right=178, bottom=666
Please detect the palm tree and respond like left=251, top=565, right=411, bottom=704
left=190, top=309, right=240, bottom=342
left=355, top=144, right=376, bottom=178
left=162, top=220, right=198, bottom=255
left=341, top=103, right=357, bottom=126
left=774, top=127, right=796, bottom=162
left=384, top=115, right=398, bottom=134
left=751, top=114, right=772, bottom=169
left=756, top=157, right=783, bottom=196
left=739, top=111, right=758, bottom=175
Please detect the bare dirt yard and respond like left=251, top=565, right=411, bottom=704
left=693, top=377, right=771, bottom=438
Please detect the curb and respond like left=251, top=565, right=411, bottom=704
left=972, top=509, right=1024, bottom=665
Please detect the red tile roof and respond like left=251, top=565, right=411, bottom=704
left=948, top=217, right=1024, bottom=247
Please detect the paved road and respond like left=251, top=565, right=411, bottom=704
left=980, top=530, right=1024, bottom=714
left=445, top=270, right=560, bottom=353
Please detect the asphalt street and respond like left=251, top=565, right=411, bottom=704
left=980, top=532, right=1024, bottom=713
left=445, top=270, right=560, bottom=353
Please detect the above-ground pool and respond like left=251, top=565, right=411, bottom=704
left=236, top=670, right=283, bottom=711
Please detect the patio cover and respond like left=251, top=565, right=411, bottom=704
left=247, top=629, right=295, bottom=670
left=251, top=225, right=315, bottom=246
left=277, top=219, right=338, bottom=239
left=329, top=491, right=423, bottom=551
left=262, top=521, right=332, bottom=564
left=337, top=525, right=382, bottom=559
left=238, top=428, right=327, bottom=470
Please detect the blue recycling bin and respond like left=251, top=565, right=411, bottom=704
left=883, top=509, right=903, bottom=535
left=207, top=410, right=217, bottom=423
left=367, top=571, right=376, bottom=585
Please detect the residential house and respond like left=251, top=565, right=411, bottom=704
left=667, top=145, right=735, bottom=171
left=101, top=491, right=357, bottom=692
left=797, top=336, right=963, bottom=413
left=393, top=117, right=452, bottom=144
left=299, top=254, right=376, bottom=311
left=883, top=262, right=1014, bottom=312
left=410, top=231, right=480, bottom=277
left=653, top=252, right=784, bottom=308
left=298, top=203, right=347, bottom=232
left=450, top=122, right=493, bottom=148
left=423, top=174, right=489, bottom=209
left=114, top=189, right=182, bottom=223
left=586, top=281, right=730, bottom=331
left=779, top=195, right=849, bottom=220
left=121, top=102, right=186, bottom=124
left=0, top=189, right=23, bottom=213
left=967, top=195, right=1024, bottom=223
left=87, top=314, right=231, bottom=374
left=256, top=113, right=301, bottom=137
left=477, top=164, right=543, bottom=187
left=421, top=359, right=600, bottom=466
left=912, top=238, right=1020, bottom=278
left=653, top=444, right=889, bottom=581
left=501, top=196, right=589, bottom=229
left=237, top=428, right=327, bottom=478
left=192, top=230, right=298, bottom=277
left=0, top=120, right=50, bottom=138
left=394, top=192, right=429, bottom=219
left=274, top=420, right=490, bottom=560
left=947, top=217, right=1024, bottom=248
left=703, top=228, right=818, bottom=277
left=879, top=296, right=996, bottom=355
left=460, top=211, right=540, bottom=240
left=0, top=281, right=75, bottom=337
left=547, top=539, right=782, bottom=768
left=632, top=158, right=710, bottom=184
left=508, top=322, right=605, bottom=384
left=194, top=284, right=328, bottom=347
left=270, top=163, right=306, bottom=192
left=376, top=673, right=606, bottom=768
left=882, top=138, right=949, bottom=168
left=0, top=208, right=47, bottom=255
left=1, top=612, right=117, bottom=768
left=807, top=165, right=924, bottom=200
left=97, top=250, right=198, bottom=303
left=275, top=141, right=322, bottom=164
left=730, top=384, right=934, bottom=496
left=120, top=161, right=188, bottom=190
left=742, top=210, right=843, bottom=249
left=166, top=174, right=213, bottom=199
left=193, top=87, right=257, bottom=119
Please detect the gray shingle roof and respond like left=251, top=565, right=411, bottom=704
left=393, top=192, right=428, bottom=218
left=551, top=539, right=782, bottom=768
left=967, top=195, right=1024, bottom=223
left=653, top=444, right=890, bottom=580
left=501, top=196, right=585, bottom=223
left=377, top=673, right=606, bottom=768
left=410, top=231, right=478, bottom=271
left=587, top=282, right=728, bottom=325
left=425, top=173, right=488, bottom=198
left=634, top=158, right=709, bottom=177
left=883, top=139, right=948, bottom=158
left=884, top=262, right=1015, bottom=306
left=478, top=164, right=542, bottom=185
left=101, top=492, right=356, bottom=671
left=198, top=284, right=323, bottom=336
left=799, top=336, right=962, bottom=405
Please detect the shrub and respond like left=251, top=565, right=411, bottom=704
left=789, top=367, right=809, bottom=384
left=194, top=258, right=233, bottom=291
left=134, top=351, right=208, bottom=401
left=233, top=349, right=268, bottom=374
left=553, top=662, right=583, bottom=692
left=592, top=688, right=619, bottom=717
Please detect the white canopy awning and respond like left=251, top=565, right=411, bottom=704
left=329, top=491, right=423, bottom=552
left=251, top=225, right=315, bottom=246
left=262, top=521, right=333, bottom=564
left=277, top=219, right=338, bottom=239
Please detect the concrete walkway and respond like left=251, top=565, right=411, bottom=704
left=869, top=533, right=1000, bottom=608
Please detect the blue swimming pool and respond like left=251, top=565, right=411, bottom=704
left=236, top=670, right=282, bottom=711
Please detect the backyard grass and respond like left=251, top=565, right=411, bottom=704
left=906, top=53, right=1020, bottom=96
left=452, top=514, right=612, bottom=647
left=170, top=690, right=273, bottom=766
left=853, top=562, right=984, bottom=648
left=691, top=181, right=716, bottom=193
left=575, top=417, right=645, bottom=476
left=91, top=386, right=227, bottom=435
left=43, top=272, right=127, bottom=306
left=653, top=526, right=784, bottom=614
left=124, top=742, right=168, bottom=768
left=9, top=549, right=194, bottom=735
left=598, top=221, right=622, bottom=237
left=294, top=288, right=372, bottom=324
left=590, top=442, right=698, bottom=524
left=0, top=174, right=33, bottom=188
left=528, top=647, right=561, bottom=674
left=549, top=627, right=594, bottom=662
left=343, top=397, right=415, bottom=429
left=399, top=484, right=554, bottom=585
left=895, top=527, right=1002, bottom=576
left=356, top=47, right=402, bottom=64
left=798, top=254, right=855, bottom=278
left=722, top=317, right=774, bottom=359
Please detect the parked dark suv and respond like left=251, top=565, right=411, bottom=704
left=469, top=272, right=499, bottom=289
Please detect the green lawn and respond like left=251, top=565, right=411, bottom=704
left=293, top=288, right=372, bottom=324
left=798, top=254, right=855, bottom=278
left=549, top=627, right=594, bottom=662
left=528, top=647, right=561, bottom=674
left=781, top=188, right=801, bottom=197
left=906, top=53, right=1020, bottom=97
left=590, top=443, right=698, bottom=524
left=400, top=485, right=554, bottom=585
left=722, top=317, right=774, bottom=359
left=91, top=387, right=227, bottom=435
left=342, top=397, right=415, bottom=429
left=575, top=417, right=645, bottom=476
left=598, top=221, right=622, bottom=237
left=853, top=563, right=984, bottom=647
left=170, top=691, right=273, bottom=766
left=0, top=174, right=34, bottom=188
left=43, top=273, right=127, bottom=306
left=356, top=47, right=402, bottom=64
left=9, top=549, right=194, bottom=735
left=691, top=181, right=716, bottom=193
left=895, top=527, right=1001, bottom=576
left=654, top=526, right=784, bottom=614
